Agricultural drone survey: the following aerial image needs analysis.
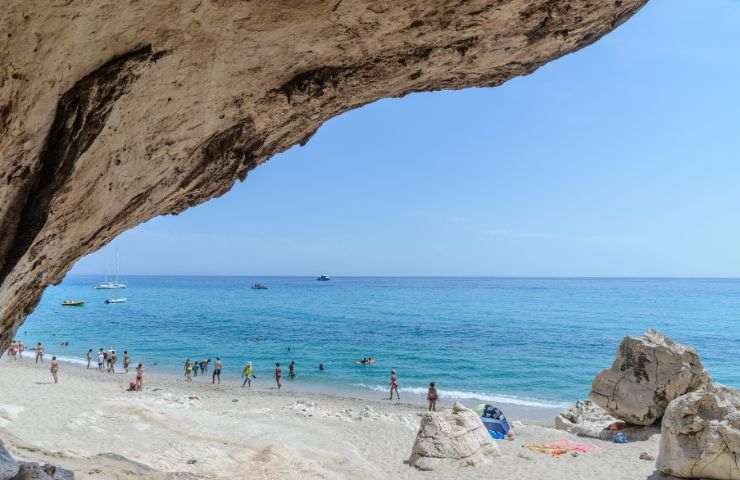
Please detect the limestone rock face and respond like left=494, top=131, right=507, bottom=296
left=0, top=441, right=74, bottom=480
left=657, top=386, right=740, bottom=480
left=590, top=330, right=711, bottom=426
left=408, top=402, right=499, bottom=471
left=0, top=0, right=648, bottom=349
left=555, top=399, right=659, bottom=441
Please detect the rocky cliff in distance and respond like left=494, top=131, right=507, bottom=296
left=0, top=0, right=648, bottom=350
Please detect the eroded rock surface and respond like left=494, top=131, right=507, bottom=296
left=408, top=402, right=498, bottom=471
left=657, top=385, right=740, bottom=480
left=590, top=330, right=711, bottom=426
left=555, top=399, right=659, bottom=441
left=0, top=0, right=647, bottom=348
left=0, top=441, right=73, bottom=480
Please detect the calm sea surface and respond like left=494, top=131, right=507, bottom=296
left=19, top=276, right=740, bottom=408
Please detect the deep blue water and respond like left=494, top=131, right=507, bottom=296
left=18, top=276, right=740, bottom=407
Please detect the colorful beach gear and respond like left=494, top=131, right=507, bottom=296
left=474, top=404, right=511, bottom=440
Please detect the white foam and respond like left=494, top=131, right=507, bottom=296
left=51, top=354, right=89, bottom=366
left=350, top=383, right=569, bottom=409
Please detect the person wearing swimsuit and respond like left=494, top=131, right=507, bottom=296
left=50, top=356, right=60, bottom=384
left=18, top=341, right=25, bottom=359
left=427, top=382, right=438, bottom=411
left=135, top=364, right=144, bottom=390
left=288, top=360, right=296, bottom=380
left=389, top=369, right=400, bottom=401
left=123, top=351, right=130, bottom=373
left=212, top=357, right=222, bottom=384
left=185, top=358, right=194, bottom=381
left=274, top=363, right=282, bottom=389
left=85, top=349, right=92, bottom=369
left=35, top=342, right=44, bottom=365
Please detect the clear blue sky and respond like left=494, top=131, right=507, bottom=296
left=73, top=0, right=740, bottom=277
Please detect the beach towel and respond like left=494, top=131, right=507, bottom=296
left=524, top=439, right=603, bottom=457
left=474, top=404, right=511, bottom=440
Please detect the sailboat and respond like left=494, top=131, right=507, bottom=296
left=96, top=251, right=127, bottom=289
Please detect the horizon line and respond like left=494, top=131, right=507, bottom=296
left=67, top=273, right=740, bottom=280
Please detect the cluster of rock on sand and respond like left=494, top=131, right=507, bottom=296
left=0, top=440, right=72, bottom=480
left=407, top=330, right=739, bottom=480
left=557, top=330, right=740, bottom=480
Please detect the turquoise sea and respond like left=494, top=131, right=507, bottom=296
left=18, top=276, right=740, bottom=408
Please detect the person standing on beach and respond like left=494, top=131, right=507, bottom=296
left=18, top=341, right=24, bottom=359
left=242, top=361, right=254, bottom=388
left=427, top=382, right=438, bottom=411
left=50, top=356, right=60, bottom=384
left=212, top=357, right=222, bottom=384
left=388, top=369, right=400, bottom=401
left=85, top=349, right=92, bottom=369
left=274, top=363, right=282, bottom=389
left=123, top=351, right=130, bottom=373
left=8, top=341, right=17, bottom=360
left=35, top=342, right=44, bottom=365
left=97, top=349, right=105, bottom=371
left=135, top=364, right=144, bottom=390
left=199, top=360, right=206, bottom=375
left=109, top=350, right=117, bottom=374
left=288, top=360, right=296, bottom=380
left=185, top=358, right=194, bottom=381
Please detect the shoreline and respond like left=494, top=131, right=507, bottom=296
left=40, top=352, right=564, bottom=424
left=0, top=357, right=660, bottom=479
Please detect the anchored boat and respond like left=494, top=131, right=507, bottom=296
left=105, top=298, right=127, bottom=304
left=62, top=300, right=85, bottom=306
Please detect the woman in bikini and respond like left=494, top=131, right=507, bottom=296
left=123, top=351, right=130, bottom=373
left=135, top=363, right=144, bottom=390
left=35, top=342, right=44, bottom=365
left=427, top=382, right=438, bottom=411
left=50, top=356, right=60, bottom=384
left=389, top=369, right=400, bottom=401
left=274, top=363, right=282, bottom=389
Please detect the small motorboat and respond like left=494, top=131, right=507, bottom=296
left=105, top=298, right=127, bottom=304
left=62, top=300, right=85, bottom=306
left=316, top=275, right=331, bottom=281
left=251, top=283, right=268, bottom=290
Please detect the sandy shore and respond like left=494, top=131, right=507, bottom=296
left=0, top=358, right=662, bottom=479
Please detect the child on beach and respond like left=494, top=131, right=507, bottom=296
left=35, top=342, right=44, bottom=364
left=242, top=361, right=254, bottom=387
left=212, top=357, right=222, bottom=384
left=274, top=363, right=282, bottom=389
left=185, top=358, right=194, bottom=381
left=85, top=349, right=92, bottom=368
left=389, top=369, right=400, bottom=401
left=427, top=382, right=438, bottom=411
left=50, top=356, right=60, bottom=384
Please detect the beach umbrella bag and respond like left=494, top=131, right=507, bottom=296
left=474, top=404, right=511, bottom=440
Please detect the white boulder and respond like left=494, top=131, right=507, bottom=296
left=408, top=402, right=499, bottom=471
left=657, top=385, right=740, bottom=480
left=590, top=329, right=711, bottom=425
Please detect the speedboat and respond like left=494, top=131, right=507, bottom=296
left=105, top=298, right=127, bottom=304
left=316, top=275, right=331, bottom=281
left=95, top=281, right=127, bottom=289
left=62, top=300, right=85, bottom=306
left=251, top=283, right=268, bottom=290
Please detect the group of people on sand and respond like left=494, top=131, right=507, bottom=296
left=183, top=357, right=223, bottom=384
left=6, top=340, right=26, bottom=360
left=86, top=347, right=132, bottom=374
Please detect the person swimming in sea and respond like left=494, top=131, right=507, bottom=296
left=388, top=369, right=400, bottom=401
left=242, top=361, right=254, bottom=387
left=274, top=363, right=282, bottom=389
left=212, top=357, right=222, bottom=384
left=319, top=363, right=325, bottom=371
left=427, top=382, right=438, bottom=411
left=50, top=356, right=60, bottom=384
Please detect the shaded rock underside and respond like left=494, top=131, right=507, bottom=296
left=0, top=0, right=648, bottom=350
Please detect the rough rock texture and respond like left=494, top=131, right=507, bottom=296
left=408, top=402, right=499, bottom=471
left=590, top=330, right=711, bottom=426
left=657, top=385, right=740, bottom=480
left=0, top=0, right=648, bottom=348
left=0, top=441, right=73, bottom=480
left=555, top=399, right=659, bottom=441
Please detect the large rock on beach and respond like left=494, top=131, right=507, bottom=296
left=590, top=330, right=711, bottom=426
left=0, top=441, right=73, bottom=480
left=657, top=385, right=740, bottom=480
left=555, top=399, right=659, bottom=441
left=408, top=402, right=499, bottom=471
